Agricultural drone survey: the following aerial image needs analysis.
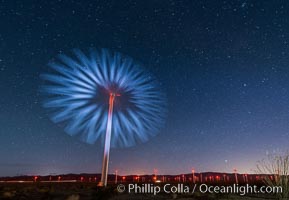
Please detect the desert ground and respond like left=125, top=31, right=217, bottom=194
left=0, top=182, right=278, bottom=200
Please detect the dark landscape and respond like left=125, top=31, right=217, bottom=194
left=0, top=173, right=280, bottom=200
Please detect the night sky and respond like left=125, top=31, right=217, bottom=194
left=1, top=0, right=289, bottom=177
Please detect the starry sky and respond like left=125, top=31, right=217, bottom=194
left=1, top=0, right=289, bottom=177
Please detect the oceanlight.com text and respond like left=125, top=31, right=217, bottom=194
left=117, top=183, right=283, bottom=196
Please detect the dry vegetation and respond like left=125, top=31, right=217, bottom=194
left=256, top=152, right=289, bottom=200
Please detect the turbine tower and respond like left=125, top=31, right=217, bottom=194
left=99, top=93, right=119, bottom=186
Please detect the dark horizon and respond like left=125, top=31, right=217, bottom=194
left=0, top=171, right=259, bottom=178
left=0, top=171, right=265, bottom=185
